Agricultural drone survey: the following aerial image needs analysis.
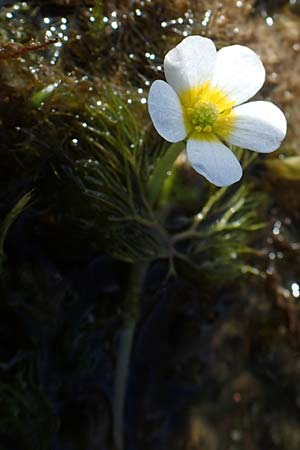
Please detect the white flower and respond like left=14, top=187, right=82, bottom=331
left=148, top=36, right=287, bottom=187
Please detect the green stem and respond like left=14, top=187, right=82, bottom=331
left=113, top=262, right=148, bottom=450
left=172, top=187, right=228, bottom=244
left=192, top=186, right=227, bottom=228
left=148, top=142, right=184, bottom=207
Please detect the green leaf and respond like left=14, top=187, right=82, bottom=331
left=31, top=81, right=61, bottom=107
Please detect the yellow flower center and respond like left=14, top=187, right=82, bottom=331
left=188, top=102, right=218, bottom=133
left=179, top=81, right=236, bottom=141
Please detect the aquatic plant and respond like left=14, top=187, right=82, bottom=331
left=0, top=2, right=299, bottom=450
left=105, top=35, right=287, bottom=450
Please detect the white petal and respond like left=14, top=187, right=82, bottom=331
left=148, top=80, right=186, bottom=143
left=164, top=36, right=217, bottom=95
left=228, top=101, right=287, bottom=152
left=187, top=138, right=242, bottom=187
left=211, top=45, right=265, bottom=105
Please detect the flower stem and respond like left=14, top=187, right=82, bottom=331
left=192, top=186, right=227, bottom=228
left=113, top=262, right=148, bottom=450
left=172, top=186, right=228, bottom=244
left=148, top=141, right=184, bottom=206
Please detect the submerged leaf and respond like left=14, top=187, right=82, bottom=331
left=31, top=81, right=61, bottom=107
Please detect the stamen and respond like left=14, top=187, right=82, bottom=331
left=179, top=82, right=236, bottom=139
left=189, top=102, right=219, bottom=133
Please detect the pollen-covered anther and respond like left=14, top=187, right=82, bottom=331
left=189, top=102, right=219, bottom=133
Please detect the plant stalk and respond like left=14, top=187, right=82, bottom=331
left=113, top=262, right=148, bottom=450
left=148, top=142, right=184, bottom=207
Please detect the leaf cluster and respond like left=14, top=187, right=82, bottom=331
left=172, top=181, right=267, bottom=283
left=65, top=90, right=267, bottom=281
left=69, top=92, right=169, bottom=262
